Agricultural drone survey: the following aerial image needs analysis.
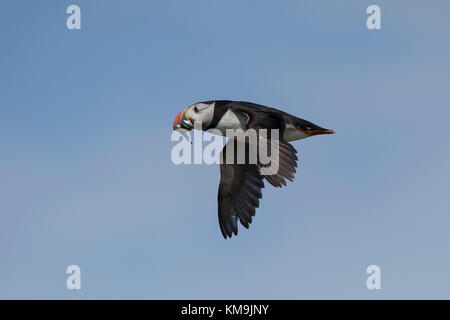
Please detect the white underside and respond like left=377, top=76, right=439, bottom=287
left=283, top=123, right=308, bottom=142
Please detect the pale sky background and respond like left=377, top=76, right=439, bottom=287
left=1, top=0, right=450, bottom=299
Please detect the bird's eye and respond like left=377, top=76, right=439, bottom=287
left=194, top=106, right=199, bottom=113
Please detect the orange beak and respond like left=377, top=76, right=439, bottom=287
left=173, top=107, right=194, bottom=130
left=173, top=108, right=187, bottom=130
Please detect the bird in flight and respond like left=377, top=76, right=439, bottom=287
left=173, top=100, right=334, bottom=239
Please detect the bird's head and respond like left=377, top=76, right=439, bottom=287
left=173, top=101, right=215, bottom=133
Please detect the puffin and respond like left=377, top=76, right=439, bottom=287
left=172, top=100, right=334, bottom=239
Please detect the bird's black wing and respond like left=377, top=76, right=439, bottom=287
left=218, top=140, right=264, bottom=239
left=229, top=102, right=299, bottom=188
left=257, top=135, right=298, bottom=188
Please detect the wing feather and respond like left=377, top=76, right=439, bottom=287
left=216, top=102, right=299, bottom=238
left=218, top=140, right=264, bottom=238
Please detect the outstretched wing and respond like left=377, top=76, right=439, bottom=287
left=258, top=136, right=298, bottom=188
left=218, top=140, right=264, bottom=239
left=217, top=102, right=299, bottom=238
left=228, top=102, right=299, bottom=188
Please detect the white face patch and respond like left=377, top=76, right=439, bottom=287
left=186, top=102, right=215, bottom=129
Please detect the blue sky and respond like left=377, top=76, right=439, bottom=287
left=1, top=0, right=450, bottom=299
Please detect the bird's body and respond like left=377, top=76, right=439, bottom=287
left=201, top=100, right=322, bottom=142
left=173, top=100, right=333, bottom=238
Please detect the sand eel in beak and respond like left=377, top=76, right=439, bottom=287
left=173, top=108, right=195, bottom=143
